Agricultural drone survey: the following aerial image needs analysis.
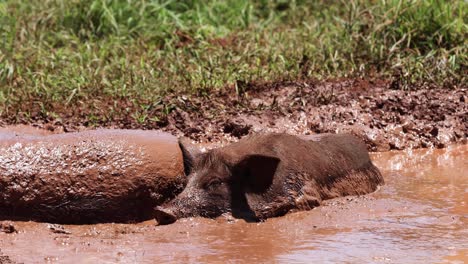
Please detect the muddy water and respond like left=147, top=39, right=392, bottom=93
left=1, top=144, right=467, bottom=263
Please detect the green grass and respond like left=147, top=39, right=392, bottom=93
left=0, top=0, right=466, bottom=123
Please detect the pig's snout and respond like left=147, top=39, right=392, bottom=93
left=154, top=206, right=177, bottom=225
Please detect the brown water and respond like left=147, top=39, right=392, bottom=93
left=1, top=144, right=467, bottom=263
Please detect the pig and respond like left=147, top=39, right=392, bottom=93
left=0, top=129, right=186, bottom=224
left=154, top=133, right=384, bottom=225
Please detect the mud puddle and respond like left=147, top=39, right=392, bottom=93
left=1, top=144, right=467, bottom=263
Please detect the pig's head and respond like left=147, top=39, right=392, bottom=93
left=153, top=140, right=293, bottom=225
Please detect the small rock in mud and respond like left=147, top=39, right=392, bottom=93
left=47, top=224, right=71, bottom=234
left=0, top=221, right=17, bottom=233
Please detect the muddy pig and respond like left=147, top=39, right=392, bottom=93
left=0, top=129, right=186, bottom=223
left=154, top=133, right=384, bottom=224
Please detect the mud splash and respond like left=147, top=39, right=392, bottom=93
left=0, top=144, right=467, bottom=263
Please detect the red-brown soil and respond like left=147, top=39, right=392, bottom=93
left=1, top=79, right=466, bottom=151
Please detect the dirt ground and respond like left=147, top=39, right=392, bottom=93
left=1, top=79, right=466, bottom=151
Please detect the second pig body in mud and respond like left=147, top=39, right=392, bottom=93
left=154, top=133, right=384, bottom=224
left=0, top=129, right=186, bottom=224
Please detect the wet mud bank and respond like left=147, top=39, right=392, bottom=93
left=0, top=144, right=466, bottom=263
left=4, top=79, right=464, bottom=152
left=0, top=129, right=186, bottom=223
left=161, top=80, right=467, bottom=151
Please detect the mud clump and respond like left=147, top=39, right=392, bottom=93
left=0, top=221, right=17, bottom=233
left=0, top=254, right=16, bottom=264
left=47, top=224, right=71, bottom=234
left=0, top=129, right=186, bottom=224
left=223, top=121, right=251, bottom=138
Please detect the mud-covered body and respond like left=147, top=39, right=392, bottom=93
left=154, top=133, right=384, bottom=224
left=0, top=129, right=186, bottom=223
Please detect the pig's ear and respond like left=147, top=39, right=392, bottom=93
left=178, top=137, right=201, bottom=176
left=235, top=155, right=294, bottom=220
left=235, top=154, right=280, bottom=192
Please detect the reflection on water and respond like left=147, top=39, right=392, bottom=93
left=1, top=144, right=467, bottom=263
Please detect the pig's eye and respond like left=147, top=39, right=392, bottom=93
left=206, top=179, right=223, bottom=189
